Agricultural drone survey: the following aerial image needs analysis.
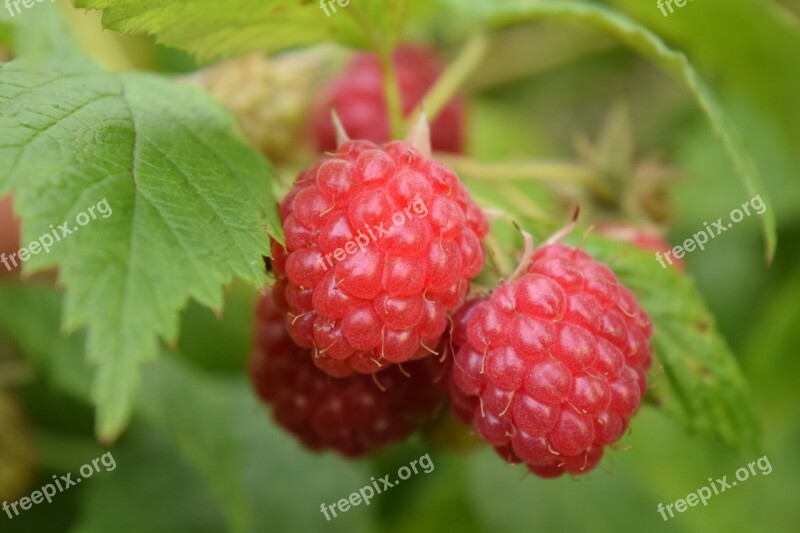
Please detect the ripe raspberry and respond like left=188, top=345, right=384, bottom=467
left=596, top=222, right=684, bottom=272
left=272, top=137, right=488, bottom=376
left=449, top=240, right=653, bottom=478
left=309, top=43, right=466, bottom=153
left=250, top=290, right=447, bottom=457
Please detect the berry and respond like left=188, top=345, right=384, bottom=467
left=197, top=50, right=328, bottom=164
left=272, top=138, right=487, bottom=375
left=309, top=44, right=466, bottom=153
left=448, top=242, right=653, bottom=477
left=250, top=290, right=447, bottom=457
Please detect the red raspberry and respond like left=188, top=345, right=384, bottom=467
left=250, top=290, right=447, bottom=457
left=596, top=222, right=685, bottom=272
left=272, top=138, right=487, bottom=376
left=449, top=242, right=653, bottom=478
left=309, top=44, right=466, bottom=153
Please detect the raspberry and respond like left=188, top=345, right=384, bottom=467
left=596, top=222, right=684, bottom=272
left=272, top=136, right=487, bottom=376
left=250, top=290, right=447, bottom=457
left=448, top=240, right=653, bottom=478
left=309, top=44, right=466, bottom=154
left=196, top=50, right=327, bottom=165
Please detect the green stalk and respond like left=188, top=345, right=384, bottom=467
left=405, top=32, right=490, bottom=128
left=438, top=154, right=614, bottom=200
left=347, top=6, right=404, bottom=139
left=377, top=49, right=405, bottom=139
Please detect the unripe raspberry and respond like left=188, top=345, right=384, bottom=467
left=194, top=50, right=332, bottom=164
left=250, top=291, right=447, bottom=457
left=273, top=138, right=487, bottom=376
left=449, top=242, right=653, bottom=478
left=309, top=44, right=466, bottom=153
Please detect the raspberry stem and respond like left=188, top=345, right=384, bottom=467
left=377, top=49, right=406, bottom=139
left=436, top=155, right=613, bottom=199
left=405, top=32, right=489, bottom=129
left=346, top=6, right=405, bottom=139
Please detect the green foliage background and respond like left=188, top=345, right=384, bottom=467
left=0, top=1, right=798, bottom=532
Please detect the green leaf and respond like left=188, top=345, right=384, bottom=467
left=0, top=64, right=281, bottom=441
left=574, top=234, right=759, bottom=448
left=138, top=356, right=376, bottom=533
left=74, top=0, right=415, bottom=61
left=72, top=425, right=228, bottom=533
left=477, top=0, right=777, bottom=261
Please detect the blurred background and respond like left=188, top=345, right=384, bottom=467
left=1, top=0, right=798, bottom=532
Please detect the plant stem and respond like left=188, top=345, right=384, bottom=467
left=406, top=32, right=490, bottom=128
left=347, top=6, right=405, bottom=139
left=378, top=49, right=405, bottom=139
left=438, top=154, right=613, bottom=199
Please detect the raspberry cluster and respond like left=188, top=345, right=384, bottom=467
left=271, top=139, right=488, bottom=376
left=250, top=289, right=447, bottom=456
left=248, top=43, right=654, bottom=473
left=448, top=243, right=653, bottom=478
left=309, top=44, right=466, bottom=154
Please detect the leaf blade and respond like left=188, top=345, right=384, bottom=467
left=484, top=0, right=777, bottom=261
left=0, top=64, right=280, bottom=440
left=576, top=234, right=759, bottom=448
